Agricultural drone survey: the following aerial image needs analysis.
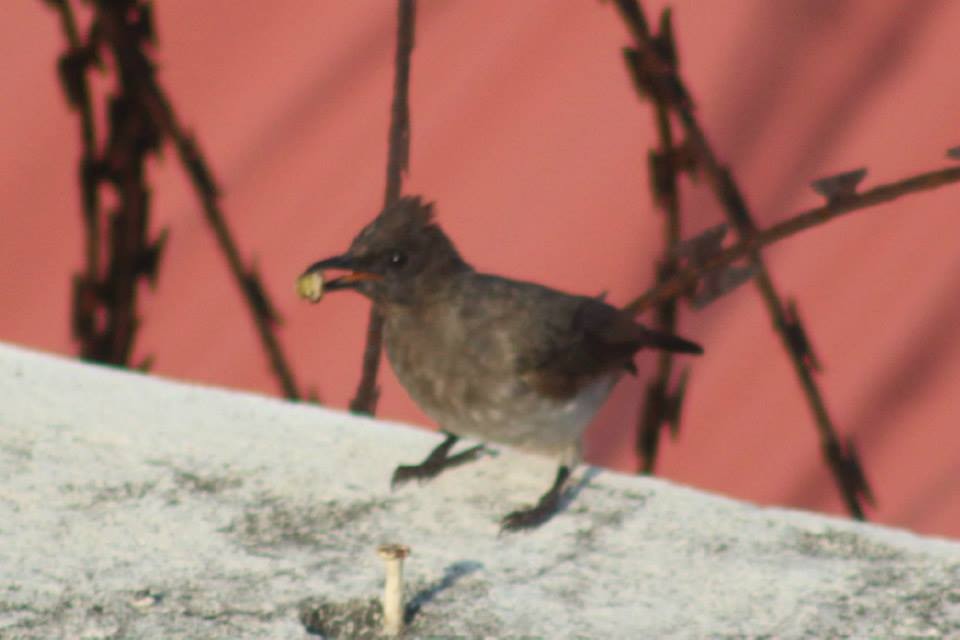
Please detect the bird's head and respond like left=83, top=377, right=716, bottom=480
left=299, top=196, right=468, bottom=306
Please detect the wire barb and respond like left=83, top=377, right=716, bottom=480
left=811, top=168, right=868, bottom=202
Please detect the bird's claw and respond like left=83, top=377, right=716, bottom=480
left=499, top=466, right=570, bottom=533
left=499, top=501, right=558, bottom=533
left=390, top=443, right=492, bottom=490
left=390, top=464, right=439, bottom=489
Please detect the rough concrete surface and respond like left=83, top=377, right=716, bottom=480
left=1, top=342, right=958, bottom=639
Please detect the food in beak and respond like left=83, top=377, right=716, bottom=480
left=296, top=270, right=325, bottom=303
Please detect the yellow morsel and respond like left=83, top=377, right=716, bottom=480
left=296, top=270, right=325, bottom=303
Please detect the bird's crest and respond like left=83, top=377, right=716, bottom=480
left=354, top=196, right=436, bottom=248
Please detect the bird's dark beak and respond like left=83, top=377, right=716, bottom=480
left=297, top=254, right=382, bottom=302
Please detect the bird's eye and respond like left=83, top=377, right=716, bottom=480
left=388, top=251, right=408, bottom=269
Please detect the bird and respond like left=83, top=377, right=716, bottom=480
left=298, top=196, right=702, bottom=531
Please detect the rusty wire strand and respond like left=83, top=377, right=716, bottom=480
left=46, top=0, right=301, bottom=399
left=625, top=164, right=960, bottom=314
left=47, top=0, right=100, bottom=284
left=633, top=9, right=688, bottom=473
left=350, top=0, right=417, bottom=414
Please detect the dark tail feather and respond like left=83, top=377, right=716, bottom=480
left=643, top=328, right=703, bottom=355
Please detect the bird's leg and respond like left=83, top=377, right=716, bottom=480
left=391, top=431, right=488, bottom=488
left=500, top=465, right=572, bottom=532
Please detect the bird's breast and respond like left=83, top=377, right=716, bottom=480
left=383, top=309, right=617, bottom=454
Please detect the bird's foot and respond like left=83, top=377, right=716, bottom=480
left=500, top=496, right=562, bottom=532
left=499, top=465, right=572, bottom=533
left=391, top=443, right=488, bottom=489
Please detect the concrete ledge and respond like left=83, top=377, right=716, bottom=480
left=1, top=342, right=958, bottom=638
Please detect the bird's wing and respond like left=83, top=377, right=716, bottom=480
left=521, top=296, right=702, bottom=399
left=518, top=296, right=645, bottom=399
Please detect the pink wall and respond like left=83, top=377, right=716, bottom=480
left=2, top=1, right=958, bottom=537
